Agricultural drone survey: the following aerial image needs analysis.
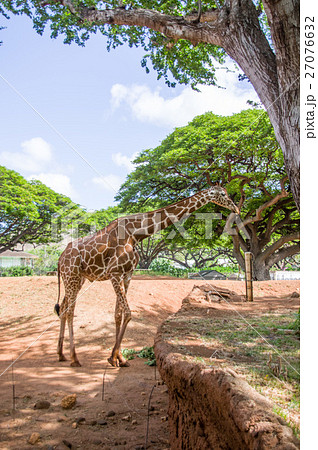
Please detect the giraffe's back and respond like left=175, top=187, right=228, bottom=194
left=59, top=225, right=139, bottom=282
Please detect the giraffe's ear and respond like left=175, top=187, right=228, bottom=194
left=97, top=244, right=107, bottom=253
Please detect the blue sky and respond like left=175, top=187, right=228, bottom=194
left=0, top=13, right=259, bottom=211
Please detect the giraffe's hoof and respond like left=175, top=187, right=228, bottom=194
left=58, top=354, right=67, bottom=362
left=107, top=357, right=118, bottom=367
left=119, top=360, right=130, bottom=367
left=70, top=361, right=82, bottom=367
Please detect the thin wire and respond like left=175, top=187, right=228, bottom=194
left=0, top=73, right=117, bottom=194
left=198, top=276, right=300, bottom=376
left=145, top=384, right=157, bottom=449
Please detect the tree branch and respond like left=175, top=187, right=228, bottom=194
left=259, top=231, right=300, bottom=263
left=242, top=176, right=288, bottom=227
left=267, top=242, right=300, bottom=267
left=48, top=1, right=223, bottom=47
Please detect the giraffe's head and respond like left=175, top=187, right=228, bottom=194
left=205, top=185, right=240, bottom=213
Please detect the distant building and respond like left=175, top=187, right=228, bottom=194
left=0, top=250, right=37, bottom=268
left=270, top=271, right=300, bottom=280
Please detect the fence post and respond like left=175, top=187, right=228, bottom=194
left=245, top=252, right=253, bottom=302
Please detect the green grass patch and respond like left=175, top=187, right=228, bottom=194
left=122, top=346, right=156, bottom=366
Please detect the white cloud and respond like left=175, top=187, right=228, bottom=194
left=110, top=65, right=260, bottom=128
left=1, top=137, right=52, bottom=172
left=92, top=174, right=123, bottom=193
left=112, top=152, right=138, bottom=172
left=28, top=173, right=77, bottom=199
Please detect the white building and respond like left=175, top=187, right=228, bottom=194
left=0, top=250, right=37, bottom=268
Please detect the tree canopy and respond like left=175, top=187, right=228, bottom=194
left=1, top=0, right=300, bottom=209
left=0, top=165, right=81, bottom=252
left=116, top=109, right=299, bottom=280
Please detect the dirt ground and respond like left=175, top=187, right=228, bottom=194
left=0, top=276, right=300, bottom=449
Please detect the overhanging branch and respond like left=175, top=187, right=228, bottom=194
left=242, top=176, right=288, bottom=227
left=44, top=0, right=223, bottom=46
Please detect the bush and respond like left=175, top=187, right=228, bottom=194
left=149, top=258, right=188, bottom=277
left=29, top=245, right=60, bottom=275
left=0, top=266, right=34, bottom=277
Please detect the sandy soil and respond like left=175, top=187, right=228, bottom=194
left=0, top=276, right=300, bottom=449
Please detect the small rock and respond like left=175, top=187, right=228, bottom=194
left=28, top=432, right=40, bottom=445
left=89, top=419, right=97, bottom=426
left=97, top=419, right=107, bottom=425
left=72, top=422, right=77, bottom=429
left=141, top=392, right=146, bottom=396
left=291, top=291, right=300, bottom=298
left=61, top=394, right=77, bottom=409
left=62, top=440, right=73, bottom=449
left=132, top=419, right=137, bottom=425
left=57, top=416, right=68, bottom=422
left=122, top=415, right=131, bottom=421
left=106, top=410, right=116, bottom=417
left=161, top=416, right=168, bottom=422
left=75, top=417, right=86, bottom=424
left=34, top=400, right=51, bottom=409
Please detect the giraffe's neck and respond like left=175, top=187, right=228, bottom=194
left=121, top=190, right=210, bottom=242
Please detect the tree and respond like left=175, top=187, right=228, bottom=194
left=77, top=206, right=121, bottom=235
left=161, top=245, right=237, bottom=269
left=30, top=243, right=61, bottom=274
left=116, top=110, right=299, bottom=280
left=137, top=235, right=169, bottom=268
left=0, top=165, right=81, bottom=252
left=1, top=0, right=300, bottom=209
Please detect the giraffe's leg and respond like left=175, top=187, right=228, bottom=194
left=67, top=304, right=80, bottom=367
left=116, top=273, right=133, bottom=366
left=108, top=277, right=131, bottom=368
left=113, top=300, right=128, bottom=367
left=57, top=296, right=67, bottom=361
left=65, top=277, right=84, bottom=367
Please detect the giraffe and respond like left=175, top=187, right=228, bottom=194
left=55, top=185, right=239, bottom=367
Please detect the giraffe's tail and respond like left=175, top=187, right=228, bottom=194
left=54, top=262, right=61, bottom=317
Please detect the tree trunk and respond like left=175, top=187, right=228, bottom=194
left=253, top=261, right=271, bottom=281
left=138, top=258, right=153, bottom=269
left=263, top=0, right=300, bottom=209
left=222, top=0, right=300, bottom=210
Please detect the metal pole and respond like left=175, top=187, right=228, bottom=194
left=245, top=252, right=253, bottom=302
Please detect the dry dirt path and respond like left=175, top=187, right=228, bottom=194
left=0, top=276, right=299, bottom=449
